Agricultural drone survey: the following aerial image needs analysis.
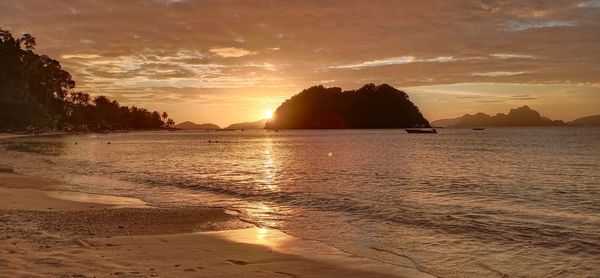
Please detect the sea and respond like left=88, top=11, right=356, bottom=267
left=1, top=127, right=599, bottom=277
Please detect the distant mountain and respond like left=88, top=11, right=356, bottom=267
left=430, top=117, right=461, bottom=127
left=174, top=121, right=220, bottom=130
left=265, top=84, right=430, bottom=129
left=225, top=119, right=267, bottom=130
left=448, top=106, right=564, bottom=127
left=568, top=115, right=600, bottom=126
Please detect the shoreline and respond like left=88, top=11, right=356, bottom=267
left=0, top=172, right=434, bottom=277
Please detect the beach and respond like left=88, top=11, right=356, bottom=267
left=0, top=170, right=432, bottom=277
left=1, top=129, right=598, bottom=277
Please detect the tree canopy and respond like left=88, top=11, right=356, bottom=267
left=265, top=84, right=430, bottom=129
left=0, top=28, right=174, bottom=132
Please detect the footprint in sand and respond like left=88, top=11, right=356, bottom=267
left=33, top=257, right=63, bottom=267
left=226, top=259, right=248, bottom=265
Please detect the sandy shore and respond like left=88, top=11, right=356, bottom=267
left=0, top=171, right=435, bottom=277
left=0, top=133, right=26, bottom=140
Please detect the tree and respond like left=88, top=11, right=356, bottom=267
left=18, top=33, right=36, bottom=50
left=0, top=28, right=174, bottom=132
left=166, top=118, right=175, bottom=128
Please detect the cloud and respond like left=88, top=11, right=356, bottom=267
left=209, top=47, right=257, bottom=58
left=62, top=54, right=102, bottom=59
left=471, top=71, right=531, bottom=77
left=511, top=94, right=537, bottom=100
left=577, top=1, right=600, bottom=8
left=329, top=56, right=462, bottom=69
left=155, top=0, right=185, bottom=5
left=502, top=20, right=577, bottom=31
left=59, top=49, right=285, bottom=91
left=477, top=100, right=506, bottom=103
left=490, top=53, right=535, bottom=59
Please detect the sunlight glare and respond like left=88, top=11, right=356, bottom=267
left=263, top=109, right=274, bottom=119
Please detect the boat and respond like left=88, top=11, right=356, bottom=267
left=472, top=128, right=485, bottom=130
left=405, top=128, right=437, bottom=133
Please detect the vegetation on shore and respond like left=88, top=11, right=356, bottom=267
left=0, top=28, right=174, bottom=132
left=265, top=84, right=430, bottom=129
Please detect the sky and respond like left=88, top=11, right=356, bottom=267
left=2, top=0, right=599, bottom=126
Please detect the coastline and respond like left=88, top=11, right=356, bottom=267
left=0, top=171, right=434, bottom=277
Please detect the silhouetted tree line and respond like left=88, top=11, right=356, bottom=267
left=0, top=28, right=174, bottom=132
left=265, top=84, right=430, bottom=129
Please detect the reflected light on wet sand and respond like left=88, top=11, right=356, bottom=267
left=204, top=227, right=420, bottom=277
left=45, top=191, right=148, bottom=208
left=207, top=227, right=292, bottom=251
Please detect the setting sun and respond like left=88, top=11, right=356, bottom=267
left=263, top=109, right=274, bottom=119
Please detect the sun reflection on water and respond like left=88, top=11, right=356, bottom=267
left=260, top=138, right=278, bottom=191
left=245, top=201, right=281, bottom=227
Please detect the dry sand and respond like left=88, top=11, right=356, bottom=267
left=0, top=172, right=435, bottom=278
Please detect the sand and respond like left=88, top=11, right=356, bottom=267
left=0, top=172, right=435, bottom=278
left=0, top=133, right=27, bottom=140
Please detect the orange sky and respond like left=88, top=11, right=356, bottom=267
left=2, top=0, right=599, bottom=126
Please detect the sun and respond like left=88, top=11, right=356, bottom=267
left=263, top=109, right=274, bottom=119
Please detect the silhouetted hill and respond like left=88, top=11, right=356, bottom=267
left=265, top=84, right=430, bottom=129
left=450, top=106, right=564, bottom=127
left=568, top=115, right=600, bottom=126
left=226, top=119, right=267, bottom=130
left=431, top=117, right=461, bottom=127
left=174, top=121, right=220, bottom=130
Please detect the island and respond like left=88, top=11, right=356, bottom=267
left=568, top=115, right=600, bottom=126
left=265, top=84, right=430, bottom=129
left=431, top=106, right=565, bottom=128
left=173, top=121, right=220, bottom=130
left=225, top=119, right=268, bottom=130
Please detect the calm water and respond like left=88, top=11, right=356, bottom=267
left=2, top=128, right=599, bottom=277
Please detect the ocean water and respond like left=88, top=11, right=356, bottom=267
left=1, top=128, right=599, bottom=277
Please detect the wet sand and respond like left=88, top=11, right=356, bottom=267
left=0, top=172, right=434, bottom=277
left=0, top=133, right=26, bottom=140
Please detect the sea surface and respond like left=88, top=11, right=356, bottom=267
left=1, top=128, right=599, bottom=277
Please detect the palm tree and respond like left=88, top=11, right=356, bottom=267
left=166, top=118, right=175, bottom=128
